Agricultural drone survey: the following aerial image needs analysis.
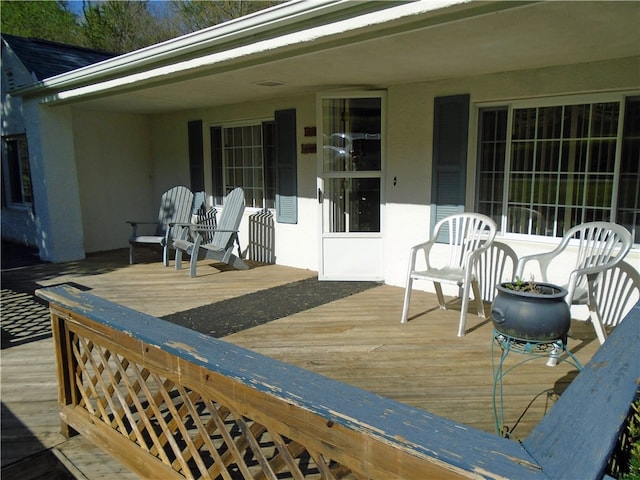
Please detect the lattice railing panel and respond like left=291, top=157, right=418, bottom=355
left=66, top=324, right=360, bottom=479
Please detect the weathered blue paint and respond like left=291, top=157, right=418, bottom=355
left=524, top=301, right=640, bottom=480
left=37, top=285, right=639, bottom=479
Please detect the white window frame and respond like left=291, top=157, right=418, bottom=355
left=475, top=92, right=639, bottom=244
left=218, top=118, right=275, bottom=210
left=1, top=134, right=33, bottom=209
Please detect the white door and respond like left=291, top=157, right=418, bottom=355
left=318, top=93, right=385, bottom=281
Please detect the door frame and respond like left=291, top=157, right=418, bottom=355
left=316, top=90, right=386, bottom=281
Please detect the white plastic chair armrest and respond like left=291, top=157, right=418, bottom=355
left=515, top=249, right=561, bottom=281
left=408, top=240, right=437, bottom=271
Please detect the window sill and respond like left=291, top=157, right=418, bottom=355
left=3, top=203, right=33, bottom=213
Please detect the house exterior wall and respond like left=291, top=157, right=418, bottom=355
left=53, top=56, right=637, bottom=297
left=148, top=112, right=192, bottom=194
left=72, top=109, right=155, bottom=253
left=0, top=190, right=38, bottom=247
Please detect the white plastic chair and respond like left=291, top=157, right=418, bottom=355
left=515, top=221, right=633, bottom=342
left=589, top=260, right=640, bottom=344
left=401, top=213, right=497, bottom=337
left=508, top=206, right=544, bottom=235
left=475, top=241, right=518, bottom=303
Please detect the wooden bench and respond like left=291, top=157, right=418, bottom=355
left=37, top=286, right=639, bottom=479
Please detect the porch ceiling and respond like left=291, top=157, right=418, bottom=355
left=59, top=1, right=639, bottom=114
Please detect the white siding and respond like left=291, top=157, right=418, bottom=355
left=73, top=110, right=155, bottom=253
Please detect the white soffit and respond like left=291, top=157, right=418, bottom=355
left=21, top=0, right=640, bottom=113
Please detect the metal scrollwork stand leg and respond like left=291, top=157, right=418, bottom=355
left=492, top=328, right=583, bottom=438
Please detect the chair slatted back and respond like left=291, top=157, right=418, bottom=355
left=210, top=188, right=245, bottom=250
left=196, top=208, right=217, bottom=244
left=593, top=260, right=640, bottom=328
left=433, top=214, right=497, bottom=270
left=155, top=186, right=194, bottom=236
left=563, top=222, right=633, bottom=297
left=248, top=209, right=275, bottom=264
left=508, top=206, right=544, bottom=235
left=475, top=241, right=518, bottom=302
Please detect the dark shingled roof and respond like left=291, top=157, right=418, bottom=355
left=2, top=34, right=116, bottom=80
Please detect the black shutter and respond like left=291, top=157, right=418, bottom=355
left=431, top=94, right=470, bottom=241
left=275, top=109, right=297, bottom=224
left=187, top=120, right=204, bottom=192
left=210, top=126, right=223, bottom=205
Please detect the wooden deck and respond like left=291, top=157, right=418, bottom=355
left=1, top=247, right=603, bottom=479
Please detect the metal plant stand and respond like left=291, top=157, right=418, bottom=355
left=491, top=329, right=583, bottom=438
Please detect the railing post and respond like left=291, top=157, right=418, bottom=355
left=49, top=307, right=79, bottom=438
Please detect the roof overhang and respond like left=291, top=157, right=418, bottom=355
left=14, top=0, right=640, bottom=114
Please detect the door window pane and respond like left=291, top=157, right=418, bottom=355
left=323, top=177, right=380, bottom=233
left=322, top=98, right=381, bottom=173
left=321, top=95, right=383, bottom=234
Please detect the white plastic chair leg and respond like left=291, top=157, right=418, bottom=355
left=458, top=286, right=470, bottom=337
left=471, top=279, right=485, bottom=318
left=434, top=282, right=446, bottom=310
left=400, top=277, right=414, bottom=323
left=589, top=304, right=608, bottom=344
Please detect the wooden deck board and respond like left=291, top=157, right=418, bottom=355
left=1, top=248, right=603, bottom=478
left=224, top=284, right=596, bottom=436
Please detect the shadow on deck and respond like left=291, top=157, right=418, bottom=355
left=0, top=242, right=379, bottom=478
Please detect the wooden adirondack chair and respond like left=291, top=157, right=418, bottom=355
left=173, top=187, right=248, bottom=276
left=127, top=186, right=194, bottom=266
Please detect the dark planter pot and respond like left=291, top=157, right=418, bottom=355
left=491, top=282, right=571, bottom=341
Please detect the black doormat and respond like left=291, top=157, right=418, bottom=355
left=162, top=277, right=380, bottom=338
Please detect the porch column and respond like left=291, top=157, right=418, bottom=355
left=24, top=101, right=85, bottom=262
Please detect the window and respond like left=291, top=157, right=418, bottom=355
left=210, top=110, right=297, bottom=223
left=619, top=98, right=640, bottom=244
left=219, top=122, right=275, bottom=209
left=477, top=97, right=640, bottom=243
left=2, top=134, right=33, bottom=207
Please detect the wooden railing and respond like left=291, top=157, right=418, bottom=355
left=37, top=285, right=639, bottom=480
